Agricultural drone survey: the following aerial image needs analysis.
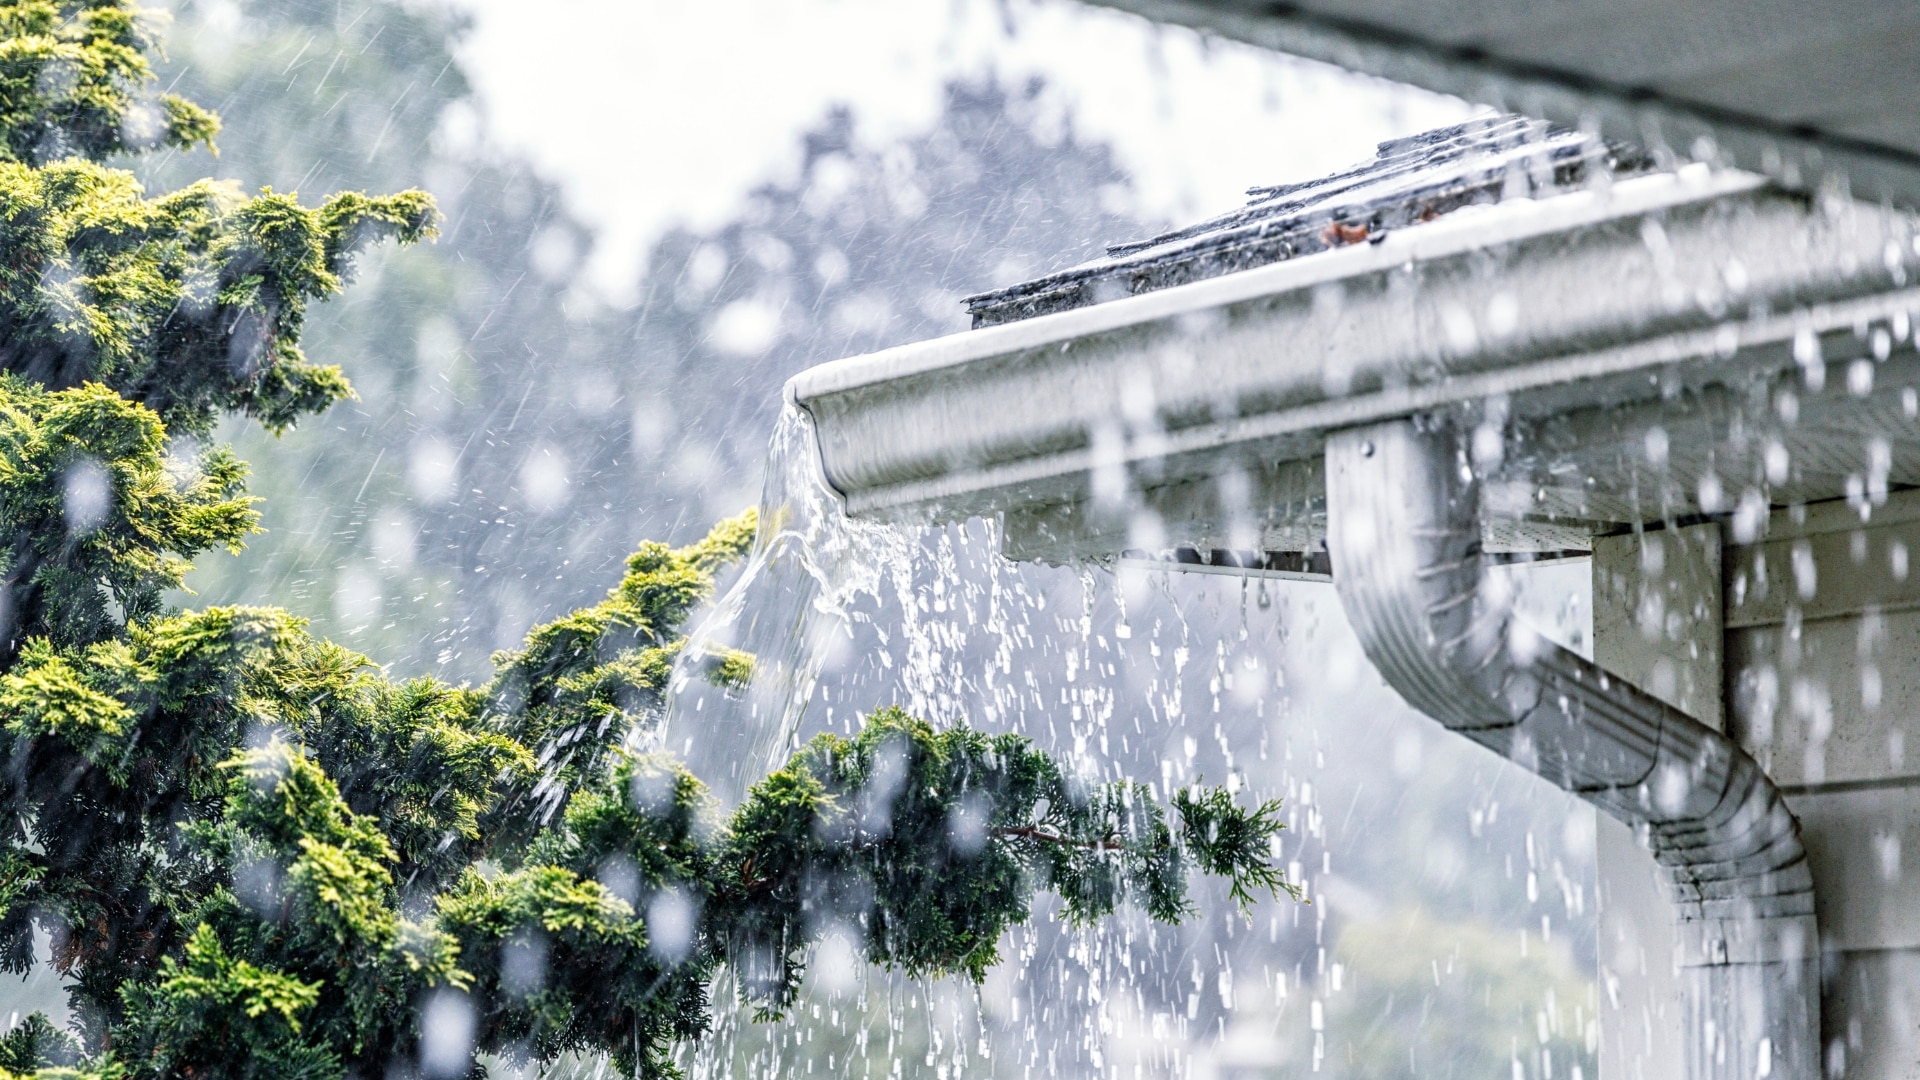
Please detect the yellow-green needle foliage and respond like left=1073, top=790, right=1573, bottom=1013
left=0, top=5, right=1298, bottom=1079
left=0, top=2, right=433, bottom=438
left=0, top=1, right=216, bottom=165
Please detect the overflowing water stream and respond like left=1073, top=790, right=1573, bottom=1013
left=660, top=406, right=915, bottom=803
left=647, top=406, right=1601, bottom=1080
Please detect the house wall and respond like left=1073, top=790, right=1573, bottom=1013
left=1726, top=493, right=1920, bottom=1080
left=1596, top=494, right=1920, bottom=1080
left=1593, top=523, right=1719, bottom=1080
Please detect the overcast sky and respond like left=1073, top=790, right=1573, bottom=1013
left=445, top=0, right=1474, bottom=294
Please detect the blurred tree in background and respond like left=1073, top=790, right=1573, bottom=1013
left=140, top=0, right=613, bottom=681
left=1318, top=910, right=1596, bottom=1079
left=145, top=0, right=1145, bottom=684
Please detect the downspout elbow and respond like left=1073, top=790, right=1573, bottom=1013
left=1324, top=419, right=1817, bottom=1080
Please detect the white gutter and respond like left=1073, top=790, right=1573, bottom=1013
left=787, top=168, right=1918, bottom=538
left=1326, top=418, right=1816, bottom=1080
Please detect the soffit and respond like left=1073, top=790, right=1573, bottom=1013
left=1084, top=0, right=1920, bottom=203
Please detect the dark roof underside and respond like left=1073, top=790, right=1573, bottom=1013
left=1081, top=0, right=1920, bottom=206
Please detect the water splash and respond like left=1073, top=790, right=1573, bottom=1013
left=644, top=404, right=1597, bottom=1080
left=660, top=403, right=917, bottom=804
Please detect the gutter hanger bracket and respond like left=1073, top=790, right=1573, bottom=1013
left=1325, top=418, right=1817, bottom=1080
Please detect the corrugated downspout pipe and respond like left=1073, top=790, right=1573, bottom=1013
left=1325, top=418, right=1817, bottom=1080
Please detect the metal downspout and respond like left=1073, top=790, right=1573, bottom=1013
left=1325, top=418, right=1818, bottom=1080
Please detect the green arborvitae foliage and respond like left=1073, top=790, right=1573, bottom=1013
left=0, top=378, right=255, bottom=660
left=0, top=5, right=1300, bottom=1079
left=0, top=0, right=434, bottom=439
left=440, top=706, right=1291, bottom=1077
left=0, top=1, right=217, bottom=166
left=0, top=153, right=434, bottom=437
left=712, top=709, right=1267, bottom=1003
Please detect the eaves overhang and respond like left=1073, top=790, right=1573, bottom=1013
left=787, top=168, right=1920, bottom=562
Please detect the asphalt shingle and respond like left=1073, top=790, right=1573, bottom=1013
left=964, top=114, right=1645, bottom=328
